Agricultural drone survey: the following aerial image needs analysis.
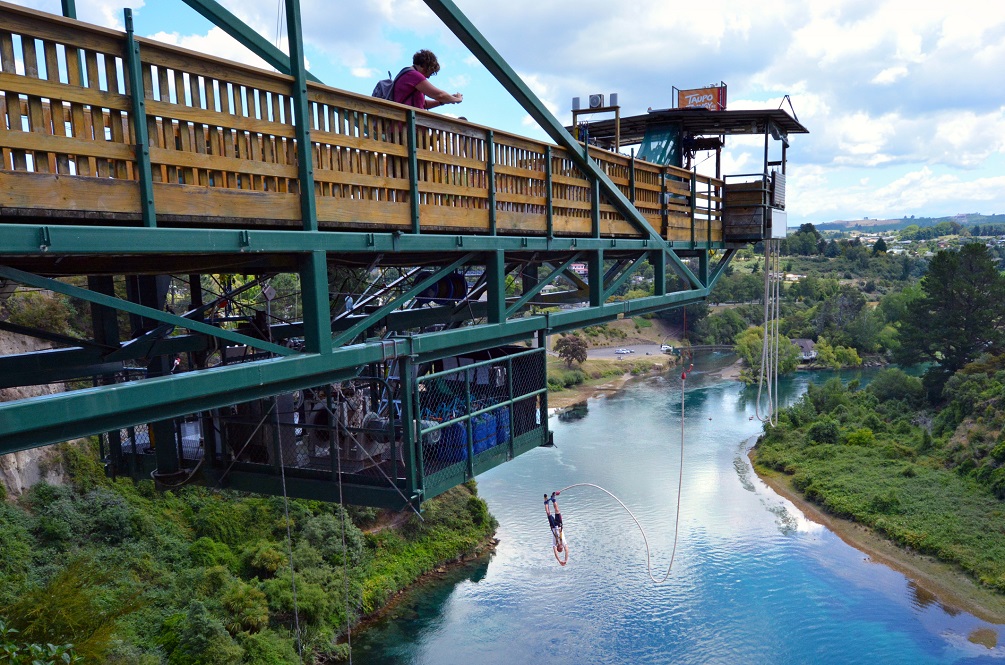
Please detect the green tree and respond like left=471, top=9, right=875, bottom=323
left=554, top=334, right=588, bottom=367
left=873, top=237, right=888, bottom=254
left=897, top=244, right=1005, bottom=398
left=734, top=326, right=800, bottom=380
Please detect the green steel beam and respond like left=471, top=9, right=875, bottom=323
left=707, top=249, right=736, bottom=289
left=0, top=334, right=208, bottom=389
left=0, top=224, right=726, bottom=257
left=60, top=0, right=76, bottom=18
left=650, top=249, right=667, bottom=297
left=505, top=253, right=582, bottom=317
left=178, top=0, right=323, bottom=84
left=285, top=0, right=317, bottom=233
left=207, top=471, right=418, bottom=510
left=300, top=251, right=332, bottom=354
left=0, top=280, right=713, bottom=455
left=487, top=131, right=497, bottom=235
left=407, top=110, right=421, bottom=233
left=0, top=267, right=293, bottom=357
left=486, top=250, right=505, bottom=323
left=602, top=254, right=648, bottom=302
left=331, top=254, right=473, bottom=347
left=124, top=10, right=156, bottom=228
left=588, top=250, right=603, bottom=307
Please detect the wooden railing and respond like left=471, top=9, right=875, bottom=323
left=0, top=2, right=723, bottom=242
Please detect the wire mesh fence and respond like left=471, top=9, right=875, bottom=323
left=216, top=379, right=408, bottom=485
left=417, top=347, right=546, bottom=481
left=116, top=348, right=546, bottom=504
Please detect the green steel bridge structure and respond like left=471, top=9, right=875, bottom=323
left=0, top=0, right=805, bottom=509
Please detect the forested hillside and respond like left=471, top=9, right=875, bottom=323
left=0, top=444, right=496, bottom=664
left=752, top=238, right=1005, bottom=594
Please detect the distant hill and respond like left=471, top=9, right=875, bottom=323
left=815, top=213, right=1005, bottom=233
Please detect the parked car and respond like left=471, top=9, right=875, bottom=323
left=660, top=344, right=673, bottom=352
left=615, top=348, right=630, bottom=354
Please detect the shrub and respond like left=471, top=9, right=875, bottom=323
left=867, top=368, right=924, bottom=405
left=221, top=580, right=269, bottom=634
left=4, top=290, right=78, bottom=337
left=301, top=511, right=364, bottom=566
left=157, top=602, right=243, bottom=665
left=845, top=428, right=876, bottom=447
left=0, top=617, right=82, bottom=665
left=807, top=419, right=839, bottom=444
left=189, top=537, right=237, bottom=570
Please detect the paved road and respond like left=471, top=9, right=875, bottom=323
left=588, top=343, right=668, bottom=359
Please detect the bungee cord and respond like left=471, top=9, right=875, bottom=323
left=545, top=366, right=691, bottom=583
left=756, top=238, right=782, bottom=425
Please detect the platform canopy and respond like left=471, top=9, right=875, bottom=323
left=572, top=108, right=809, bottom=150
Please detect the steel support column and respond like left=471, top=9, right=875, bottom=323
left=486, top=250, right=506, bottom=323
left=299, top=251, right=332, bottom=354
left=124, top=9, right=155, bottom=228
left=588, top=250, right=604, bottom=308
left=285, top=0, right=317, bottom=233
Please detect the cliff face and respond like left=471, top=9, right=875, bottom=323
left=0, top=331, right=68, bottom=497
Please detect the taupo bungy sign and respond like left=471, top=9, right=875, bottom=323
left=677, top=86, right=727, bottom=111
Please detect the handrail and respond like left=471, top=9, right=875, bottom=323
left=0, top=2, right=723, bottom=243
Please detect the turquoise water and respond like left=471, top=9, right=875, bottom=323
left=353, top=354, right=1004, bottom=664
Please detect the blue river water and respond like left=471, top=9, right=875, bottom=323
left=353, top=354, right=1005, bottom=664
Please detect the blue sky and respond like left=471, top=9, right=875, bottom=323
left=14, top=0, right=1005, bottom=227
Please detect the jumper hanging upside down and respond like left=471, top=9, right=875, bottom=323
left=545, top=492, right=568, bottom=566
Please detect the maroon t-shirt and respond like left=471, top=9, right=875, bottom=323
left=392, top=68, right=427, bottom=109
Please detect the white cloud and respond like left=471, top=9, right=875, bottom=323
left=871, top=66, right=908, bottom=85
left=147, top=27, right=271, bottom=70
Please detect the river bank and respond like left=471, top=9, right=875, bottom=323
left=751, top=450, right=1005, bottom=626
left=550, top=355, right=1005, bottom=625
left=547, top=354, right=742, bottom=412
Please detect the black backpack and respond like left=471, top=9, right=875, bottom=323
left=372, top=67, right=413, bottom=101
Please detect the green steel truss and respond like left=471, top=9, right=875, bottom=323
left=0, top=0, right=746, bottom=507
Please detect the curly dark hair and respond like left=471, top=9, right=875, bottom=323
left=412, top=49, right=440, bottom=76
